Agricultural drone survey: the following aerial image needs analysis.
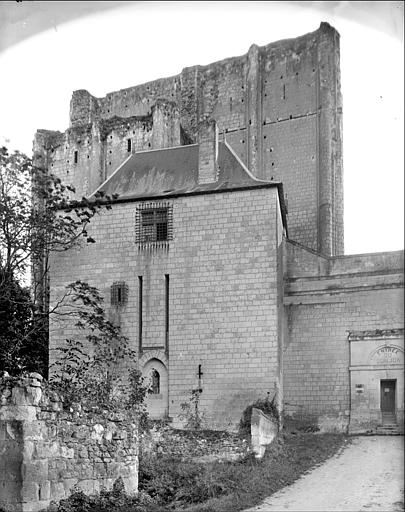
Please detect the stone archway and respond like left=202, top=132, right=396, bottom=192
left=141, top=356, right=169, bottom=419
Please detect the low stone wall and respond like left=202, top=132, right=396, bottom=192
left=250, top=407, right=278, bottom=458
left=0, top=374, right=138, bottom=512
left=140, top=422, right=252, bottom=462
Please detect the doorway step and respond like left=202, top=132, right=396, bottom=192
left=376, top=413, right=400, bottom=435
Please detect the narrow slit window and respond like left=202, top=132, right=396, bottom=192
left=283, top=84, right=286, bottom=100
left=138, top=276, right=143, bottom=353
left=127, top=139, right=132, bottom=152
left=165, top=274, right=169, bottom=352
left=74, top=150, right=78, bottom=164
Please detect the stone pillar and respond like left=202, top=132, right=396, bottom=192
left=179, top=65, right=201, bottom=143
left=0, top=373, right=46, bottom=512
left=151, top=99, right=181, bottom=150
left=246, top=44, right=262, bottom=179
left=317, top=22, right=343, bottom=256
left=198, top=119, right=219, bottom=184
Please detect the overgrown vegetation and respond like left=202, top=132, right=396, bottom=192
left=48, top=279, right=149, bottom=424
left=42, top=432, right=349, bottom=512
left=180, top=389, right=206, bottom=430
left=42, top=478, right=163, bottom=512
left=0, top=145, right=151, bottom=420
left=0, top=145, right=116, bottom=377
left=178, top=432, right=349, bottom=512
left=239, top=392, right=279, bottom=437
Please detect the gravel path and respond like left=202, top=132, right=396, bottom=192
left=244, top=436, right=404, bottom=512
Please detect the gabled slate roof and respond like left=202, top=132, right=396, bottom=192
left=90, top=141, right=287, bottom=229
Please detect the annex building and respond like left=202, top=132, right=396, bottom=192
left=34, top=23, right=404, bottom=434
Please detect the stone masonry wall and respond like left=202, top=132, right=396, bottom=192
left=49, top=187, right=284, bottom=431
left=283, top=243, right=404, bottom=432
left=35, top=22, right=343, bottom=256
left=0, top=374, right=138, bottom=512
left=140, top=423, right=252, bottom=463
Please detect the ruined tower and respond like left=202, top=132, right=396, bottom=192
left=34, top=22, right=343, bottom=257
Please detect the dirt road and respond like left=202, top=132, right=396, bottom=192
left=244, top=436, right=404, bottom=512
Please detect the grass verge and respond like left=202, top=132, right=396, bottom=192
left=40, top=432, right=350, bottom=512
left=142, top=431, right=350, bottom=511
left=179, top=432, right=349, bottom=511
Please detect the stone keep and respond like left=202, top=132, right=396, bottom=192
left=34, top=22, right=342, bottom=257
left=34, top=22, right=404, bottom=434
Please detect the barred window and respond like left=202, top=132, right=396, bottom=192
left=111, top=282, right=128, bottom=306
left=136, top=203, right=173, bottom=249
left=140, top=208, right=168, bottom=241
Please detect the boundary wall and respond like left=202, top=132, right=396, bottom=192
left=0, top=374, right=138, bottom=512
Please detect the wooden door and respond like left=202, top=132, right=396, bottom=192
left=380, top=380, right=396, bottom=412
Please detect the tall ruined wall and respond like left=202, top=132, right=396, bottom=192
left=0, top=374, right=138, bottom=512
left=48, top=187, right=284, bottom=430
left=283, top=243, right=404, bottom=432
left=34, top=22, right=343, bottom=256
left=33, top=100, right=179, bottom=200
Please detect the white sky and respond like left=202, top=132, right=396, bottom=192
left=0, top=1, right=403, bottom=255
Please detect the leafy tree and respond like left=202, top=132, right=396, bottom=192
left=49, top=280, right=149, bottom=426
left=0, top=145, right=148, bottom=420
left=0, top=145, right=113, bottom=376
left=0, top=268, right=32, bottom=374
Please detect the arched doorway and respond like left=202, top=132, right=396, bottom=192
left=142, top=358, right=169, bottom=419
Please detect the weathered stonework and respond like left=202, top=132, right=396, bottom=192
left=0, top=375, right=138, bottom=512
left=140, top=423, right=251, bottom=463
left=34, top=22, right=343, bottom=256
left=36, top=23, right=403, bottom=437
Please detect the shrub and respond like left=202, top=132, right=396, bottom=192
left=239, top=393, right=279, bottom=437
left=48, top=281, right=149, bottom=431
left=43, top=477, right=163, bottom=512
left=180, top=389, right=206, bottom=430
left=139, top=454, right=240, bottom=506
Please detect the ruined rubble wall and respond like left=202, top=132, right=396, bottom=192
left=0, top=375, right=138, bottom=512
left=35, top=22, right=343, bottom=256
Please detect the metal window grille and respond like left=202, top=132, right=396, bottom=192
left=111, top=281, right=128, bottom=305
left=135, top=202, right=173, bottom=251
